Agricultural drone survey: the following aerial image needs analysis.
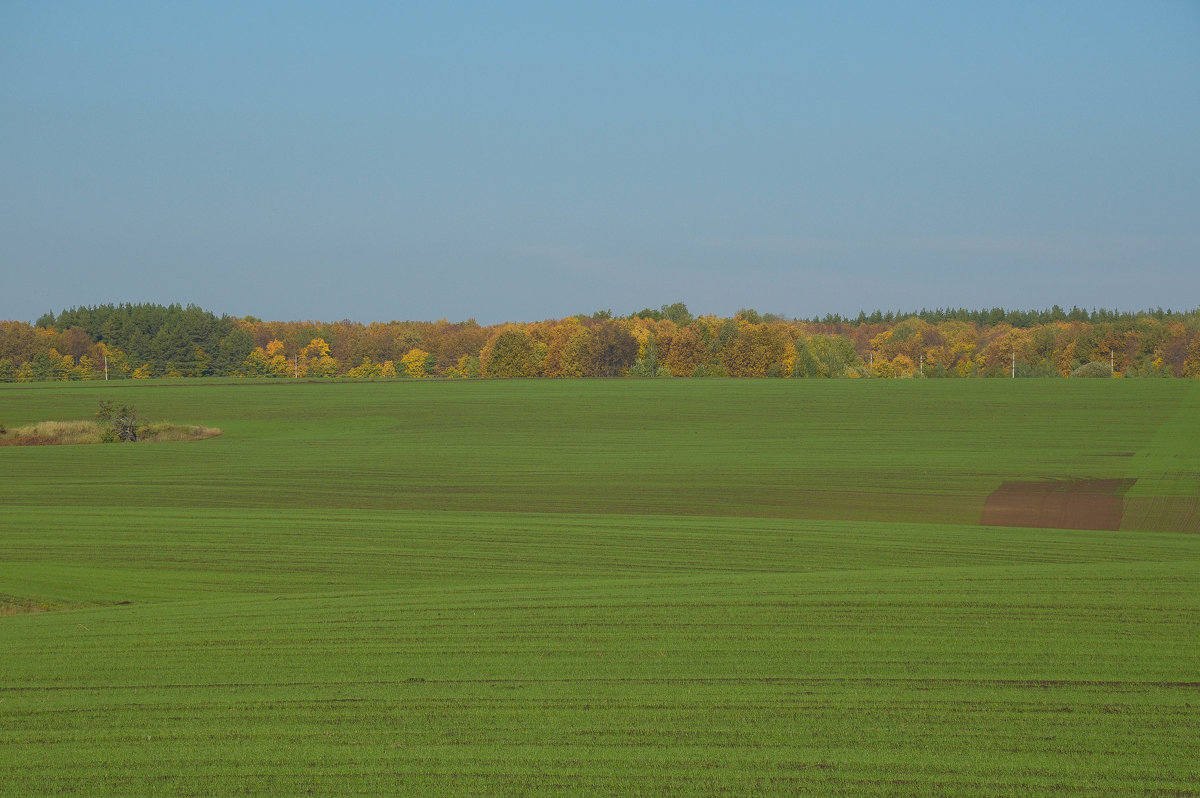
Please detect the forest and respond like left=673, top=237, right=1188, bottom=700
left=2, top=302, right=1199, bottom=381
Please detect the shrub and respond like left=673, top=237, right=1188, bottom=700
left=96, top=400, right=141, bottom=441
left=1071, top=361, right=1113, bottom=378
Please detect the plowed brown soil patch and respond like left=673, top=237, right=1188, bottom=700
left=982, top=478, right=1135, bottom=530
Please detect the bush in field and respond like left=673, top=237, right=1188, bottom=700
left=1071, top=361, right=1113, bottom=378
left=96, top=400, right=141, bottom=442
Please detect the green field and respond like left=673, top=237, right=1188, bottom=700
left=2, top=379, right=1198, bottom=795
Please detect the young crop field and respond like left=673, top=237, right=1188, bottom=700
left=2, top=379, right=1197, bottom=795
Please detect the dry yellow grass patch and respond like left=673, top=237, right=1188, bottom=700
left=0, top=420, right=221, bottom=445
left=0, top=420, right=104, bottom=445
left=138, top=423, right=223, bottom=442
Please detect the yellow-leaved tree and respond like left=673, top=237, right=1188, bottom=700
left=346, top=358, right=383, bottom=378
left=75, top=355, right=98, bottom=380
left=722, top=323, right=790, bottom=377
left=300, top=338, right=338, bottom=378
left=543, top=319, right=590, bottom=378
left=1182, top=335, right=1200, bottom=378
left=663, top=324, right=707, bottom=376
left=98, top=343, right=132, bottom=378
left=243, top=339, right=290, bottom=377
left=400, top=348, right=430, bottom=378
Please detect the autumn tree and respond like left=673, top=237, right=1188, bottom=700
left=793, top=335, right=860, bottom=378
left=243, top=339, right=290, bottom=377
left=583, top=321, right=638, bottom=377
left=976, top=325, right=1033, bottom=377
left=62, top=326, right=92, bottom=364
left=400, top=348, right=432, bottom=378
left=0, top=321, right=50, bottom=365
left=434, top=322, right=489, bottom=375
left=300, top=337, right=338, bottom=378
left=722, top=323, right=790, bottom=377
left=663, top=323, right=708, bottom=376
left=542, top=319, right=590, bottom=378
left=346, top=358, right=384, bottom=378
left=480, top=327, right=543, bottom=378
left=1182, top=335, right=1200, bottom=378
left=629, top=335, right=671, bottom=377
left=446, top=354, right=479, bottom=379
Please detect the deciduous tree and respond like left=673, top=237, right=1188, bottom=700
left=480, top=327, right=542, bottom=378
left=401, top=348, right=431, bottom=378
left=584, top=321, right=638, bottom=377
left=300, top=337, right=338, bottom=378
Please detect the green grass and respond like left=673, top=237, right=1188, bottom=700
left=1, top=379, right=1197, bottom=795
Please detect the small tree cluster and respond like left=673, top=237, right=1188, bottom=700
left=96, top=400, right=141, bottom=442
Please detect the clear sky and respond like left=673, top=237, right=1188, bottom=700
left=2, top=1, right=1197, bottom=324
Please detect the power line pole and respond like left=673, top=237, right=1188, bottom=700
left=1012, top=350, right=1015, bottom=379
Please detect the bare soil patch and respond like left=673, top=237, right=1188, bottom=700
left=982, top=478, right=1135, bottom=530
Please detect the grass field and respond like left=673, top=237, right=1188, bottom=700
left=2, top=379, right=1198, bottom=795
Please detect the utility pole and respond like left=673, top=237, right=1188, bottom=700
left=919, top=353, right=924, bottom=377
left=1012, top=350, right=1015, bottom=379
left=294, top=355, right=299, bottom=379
left=1111, top=349, right=1114, bottom=375
left=104, top=353, right=108, bottom=381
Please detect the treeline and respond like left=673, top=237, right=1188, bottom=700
left=2, top=302, right=1200, bottom=382
left=803, top=305, right=1188, bottom=328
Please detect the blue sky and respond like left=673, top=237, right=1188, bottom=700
left=2, top=1, right=1197, bottom=323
